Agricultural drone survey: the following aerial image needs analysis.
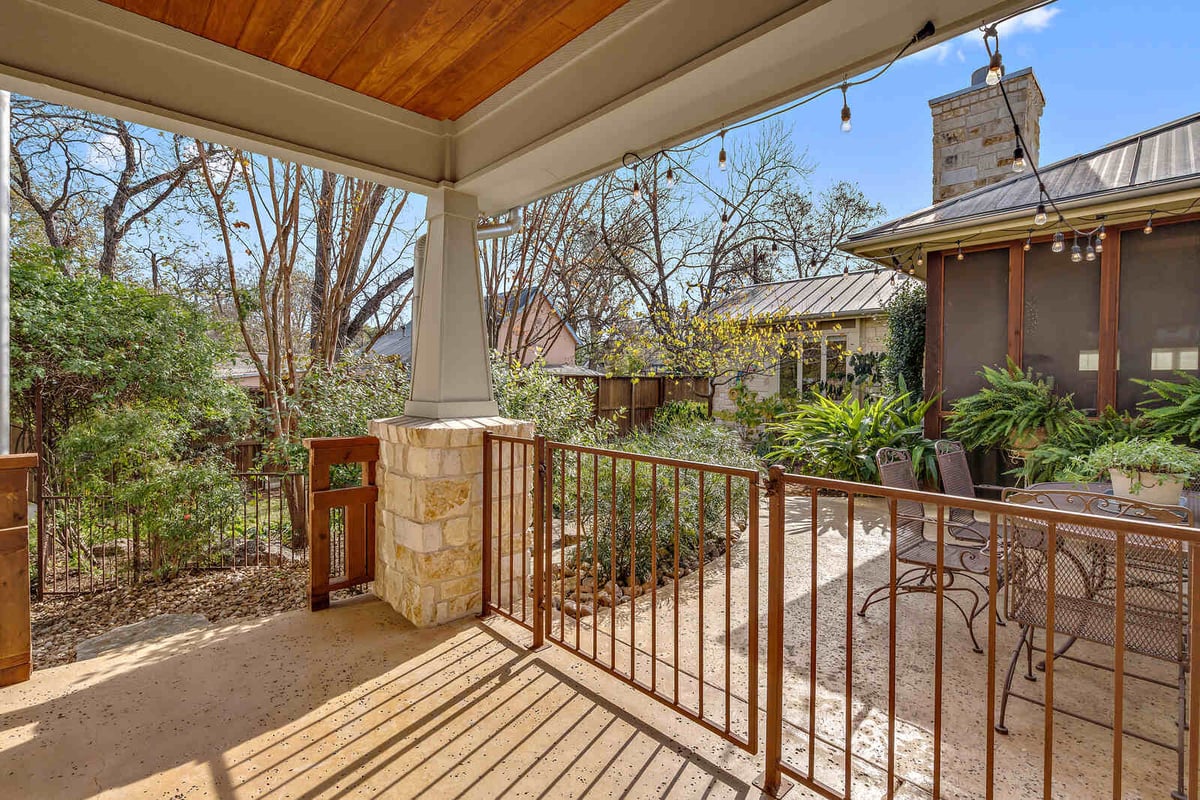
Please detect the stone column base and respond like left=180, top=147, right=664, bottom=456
left=368, top=415, right=533, bottom=627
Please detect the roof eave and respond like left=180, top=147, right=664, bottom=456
left=839, top=176, right=1200, bottom=259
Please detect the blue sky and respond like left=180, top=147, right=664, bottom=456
left=741, top=0, right=1200, bottom=223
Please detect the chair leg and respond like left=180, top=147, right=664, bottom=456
left=996, top=625, right=1032, bottom=734
left=1036, top=636, right=1078, bottom=672
left=857, top=567, right=928, bottom=618
left=942, top=585, right=983, bottom=653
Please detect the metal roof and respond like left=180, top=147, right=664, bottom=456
left=711, top=269, right=914, bottom=320
left=845, top=112, right=1200, bottom=249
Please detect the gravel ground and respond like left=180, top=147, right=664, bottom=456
left=31, top=566, right=368, bottom=669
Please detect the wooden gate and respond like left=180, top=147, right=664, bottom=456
left=305, top=436, right=379, bottom=610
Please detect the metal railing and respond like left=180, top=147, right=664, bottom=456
left=760, top=468, right=1200, bottom=800
left=35, top=471, right=309, bottom=595
left=482, top=431, right=760, bottom=752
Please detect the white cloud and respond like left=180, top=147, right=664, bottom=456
left=996, top=7, right=1060, bottom=37
left=909, top=5, right=1060, bottom=64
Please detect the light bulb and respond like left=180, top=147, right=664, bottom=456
left=840, top=103, right=852, bottom=133
left=1034, top=203, right=1048, bottom=226
left=1070, top=236, right=1082, bottom=262
left=916, top=249, right=924, bottom=267
left=1095, top=237, right=1104, bottom=254
left=1012, top=146, right=1026, bottom=173
left=718, top=148, right=727, bottom=171
left=1085, top=242, right=1096, bottom=262
left=720, top=210, right=729, bottom=230
left=1052, top=232, right=1064, bottom=253
left=631, top=181, right=641, bottom=201
left=986, top=51, right=1003, bottom=86
left=665, top=167, right=675, bottom=189
left=1023, top=234, right=1032, bottom=252
left=842, top=266, right=850, bottom=276
left=771, top=241, right=778, bottom=253
left=956, top=242, right=964, bottom=261
left=1144, top=214, right=1154, bottom=234
left=1097, top=223, right=1107, bottom=241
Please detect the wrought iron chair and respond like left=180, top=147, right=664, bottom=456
left=997, top=488, right=1190, bottom=798
left=858, top=447, right=995, bottom=653
left=934, top=439, right=993, bottom=544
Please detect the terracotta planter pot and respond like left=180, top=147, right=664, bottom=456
left=1109, top=468, right=1186, bottom=506
left=1007, top=427, right=1046, bottom=458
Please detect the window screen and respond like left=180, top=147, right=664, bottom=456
left=1117, top=221, right=1200, bottom=410
left=801, top=340, right=821, bottom=392
left=942, top=248, right=1010, bottom=402
left=1023, top=241, right=1100, bottom=410
left=825, top=335, right=848, bottom=390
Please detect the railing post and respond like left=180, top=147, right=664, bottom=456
left=308, top=447, right=331, bottom=611
left=757, top=464, right=792, bottom=796
left=531, top=434, right=547, bottom=649
left=1188, top=546, right=1200, bottom=798
left=0, top=453, right=37, bottom=687
left=480, top=431, right=493, bottom=618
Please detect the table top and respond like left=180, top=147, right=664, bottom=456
left=1022, top=481, right=1200, bottom=530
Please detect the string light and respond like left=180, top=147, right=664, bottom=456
left=771, top=241, right=778, bottom=253
left=1144, top=213, right=1154, bottom=234
left=840, top=83, right=852, bottom=133
left=1012, top=144, right=1026, bottom=173
left=1070, top=234, right=1082, bottom=263
left=631, top=180, right=641, bottom=201
left=1085, top=237, right=1096, bottom=262
left=720, top=208, right=729, bottom=230
left=1097, top=218, right=1107, bottom=240
left=1094, top=235, right=1104, bottom=255
left=1052, top=231, right=1064, bottom=253
left=956, top=241, right=964, bottom=261
left=1034, top=202, right=1048, bottom=226
left=843, top=265, right=850, bottom=276
left=984, top=29, right=1003, bottom=86
left=1023, top=231, right=1032, bottom=252
left=665, top=167, right=675, bottom=188
left=915, top=246, right=924, bottom=267
left=718, top=130, right=727, bottom=171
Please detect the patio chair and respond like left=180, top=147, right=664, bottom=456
left=996, top=488, right=1190, bottom=798
left=857, top=447, right=996, bottom=653
left=934, top=439, right=993, bottom=544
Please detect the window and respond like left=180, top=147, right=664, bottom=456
left=1117, top=221, right=1200, bottom=410
left=778, top=349, right=798, bottom=398
left=943, top=248, right=1009, bottom=402
left=801, top=340, right=822, bottom=392
left=825, top=335, right=848, bottom=391
left=1023, top=241, right=1100, bottom=409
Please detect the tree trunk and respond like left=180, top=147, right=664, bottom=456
left=284, top=473, right=308, bottom=551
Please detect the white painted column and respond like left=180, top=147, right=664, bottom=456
left=405, top=187, right=499, bottom=420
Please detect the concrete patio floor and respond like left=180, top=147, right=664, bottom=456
left=0, top=595, right=765, bottom=799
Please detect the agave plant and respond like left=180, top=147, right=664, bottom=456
left=945, top=359, right=1084, bottom=453
left=766, top=391, right=938, bottom=483
left=1136, top=373, right=1200, bottom=445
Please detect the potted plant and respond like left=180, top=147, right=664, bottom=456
left=945, top=359, right=1084, bottom=456
left=1080, top=438, right=1200, bottom=505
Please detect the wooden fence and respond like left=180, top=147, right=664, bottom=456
left=558, top=375, right=712, bottom=434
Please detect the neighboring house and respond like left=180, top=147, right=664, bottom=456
left=370, top=287, right=579, bottom=368
left=710, top=269, right=913, bottom=415
left=841, top=63, right=1200, bottom=437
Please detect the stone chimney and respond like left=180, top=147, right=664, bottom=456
left=930, top=65, right=1045, bottom=203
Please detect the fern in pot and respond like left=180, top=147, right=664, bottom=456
left=1079, top=438, right=1200, bottom=505
left=945, top=360, right=1083, bottom=455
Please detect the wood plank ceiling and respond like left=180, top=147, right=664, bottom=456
left=99, top=0, right=630, bottom=120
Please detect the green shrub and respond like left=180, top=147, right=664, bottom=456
left=653, top=400, right=709, bottom=432
left=1136, top=373, right=1200, bottom=444
left=492, top=356, right=616, bottom=443
left=945, top=359, right=1084, bottom=452
left=883, top=281, right=926, bottom=397
left=766, top=391, right=937, bottom=483
left=569, top=421, right=760, bottom=585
